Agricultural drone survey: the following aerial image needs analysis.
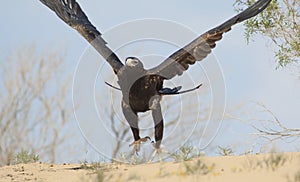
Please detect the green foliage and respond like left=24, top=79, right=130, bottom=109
left=13, top=150, right=39, bottom=164
left=78, top=160, right=106, bottom=182
left=263, top=153, right=287, bottom=171
left=116, top=152, right=147, bottom=165
left=234, top=0, right=300, bottom=67
left=243, top=153, right=287, bottom=171
left=94, top=170, right=104, bottom=182
left=183, top=159, right=215, bottom=175
left=171, top=144, right=201, bottom=162
left=217, top=146, right=234, bottom=156
left=79, top=160, right=102, bottom=171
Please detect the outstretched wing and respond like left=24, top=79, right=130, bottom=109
left=40, top=0, right=123, bottom=74
left=149, top=0, right=271, bottom=79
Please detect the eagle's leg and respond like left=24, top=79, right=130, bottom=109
left=153, top=106, right=163, bottom=150
left=148, top=96, right=165, bottom=162
left=122, top=101, right=150, bottom=155
left=128, top=136, right=151, bottom=155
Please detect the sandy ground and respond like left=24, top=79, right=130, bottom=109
left=0, top=152, right=299, bottom=182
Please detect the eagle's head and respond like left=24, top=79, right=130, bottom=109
left=125, top=57, right=144, bottom=69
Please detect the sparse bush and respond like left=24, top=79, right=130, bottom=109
left=94, top=169, right=104, bottom=182
left=183, top=159, right=215, bottom=175
left=78, top=160, right=106, bottom=182
left=263, top=153, right=287, bottom=171
left=0, top=46, right=73, bottom=165
left=243, top=153, right=287, bottom=171
left=13, top=150, right=39, bottom=164
left=171, top=144, right=200, bottom=162
left=116, top=152, right=147, bottom=165
left=79, top=160, right=102, bottom=171
left=217, top=146, right=234, bottom=156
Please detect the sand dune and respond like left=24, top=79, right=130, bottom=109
left=0, top=152, right=299, bottom=182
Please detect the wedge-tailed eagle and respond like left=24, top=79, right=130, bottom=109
left=40, top=0, right=271, bottom=156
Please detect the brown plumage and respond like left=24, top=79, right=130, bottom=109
left=40, top=0, right=272, bottom=155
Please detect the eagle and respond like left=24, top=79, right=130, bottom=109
left=40, top=0, right=271, bottom=157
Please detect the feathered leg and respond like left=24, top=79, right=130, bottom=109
left=122, top=100, right=150, bottom=155
left=152, top=104, right=163, bottom=149
left=148, top=96, right=167, bottom=162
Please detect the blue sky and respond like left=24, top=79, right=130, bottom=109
left=1, top=1, right=299, bottom=162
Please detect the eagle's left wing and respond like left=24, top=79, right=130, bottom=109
left=148, top=0, right=271, bottom=79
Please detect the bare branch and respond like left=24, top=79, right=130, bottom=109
left=0, top=45, right=73, bottom=165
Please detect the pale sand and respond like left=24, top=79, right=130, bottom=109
left=0, top=152, right=299, bottom=182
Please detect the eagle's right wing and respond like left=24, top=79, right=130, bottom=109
left=40, top=0, right=124, bottom=74
left=149, top=0, right=271, bottom=80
